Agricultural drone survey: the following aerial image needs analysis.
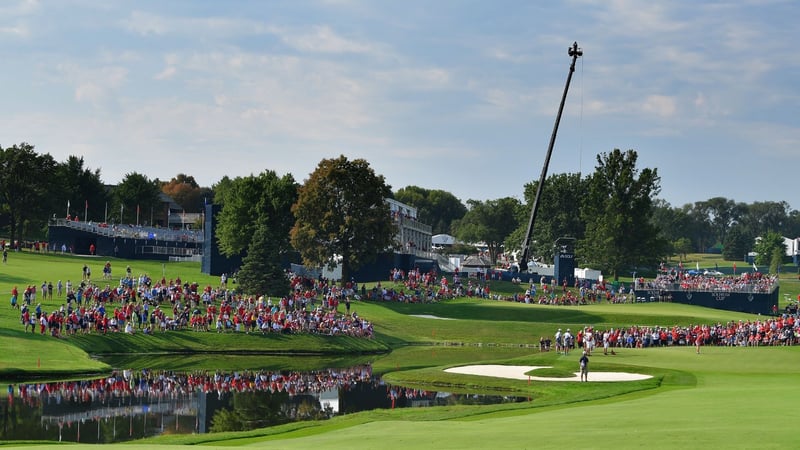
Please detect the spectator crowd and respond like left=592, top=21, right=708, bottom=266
left=15, top=264, right=373, bottom=339
left=546, top=313, right=800, bottom=354
left=638, top=271, right=778, bottom=293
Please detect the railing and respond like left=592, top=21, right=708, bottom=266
left=393, top=216, right=432, bottom=234
left=50, top=218, right=204, bottom=243
left=169, top=255, right=203, bottom=262
left=140, top=246, right=201, bottom=256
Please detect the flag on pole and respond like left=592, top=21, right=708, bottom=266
left=696, top=261, right=700, bottom=271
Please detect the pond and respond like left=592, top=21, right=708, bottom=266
left=0, top=365, right=530, bottom=443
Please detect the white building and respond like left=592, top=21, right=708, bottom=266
left=386, top=198, right=432, bottom=253
left=783, top=236, right=799, bottom=258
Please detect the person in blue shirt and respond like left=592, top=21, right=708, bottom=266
left=579, top=351, right=589, bottom=382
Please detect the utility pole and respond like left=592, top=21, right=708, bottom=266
left=519, top=42, right=582, bottom=272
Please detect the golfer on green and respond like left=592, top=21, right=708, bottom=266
left=579, top=351, right=589, bottom=382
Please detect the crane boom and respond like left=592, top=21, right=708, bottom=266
left=519, top=42, right=582, bottom=272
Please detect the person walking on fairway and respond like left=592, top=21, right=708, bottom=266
left=579, top=351, right=589, bottom=382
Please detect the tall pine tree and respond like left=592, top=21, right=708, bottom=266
left=236, top=220, right=290, bottom=298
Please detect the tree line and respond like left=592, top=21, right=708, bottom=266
left=0, top=143, right=214, bottom=247
left=403, top=149, right=800, bottom=279
left=2, top=142, right=797, bottom=290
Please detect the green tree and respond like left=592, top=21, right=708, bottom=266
left=214, top=171, right=298, bottom=257
left=770, top=246, right=784, bottom=274
left=694, top=197, right=746, bottom=248
left=722, top=225, right=751, bottom=261
left=212, top=175, right=234, bottom=204
left=0, top=142, right=58, bottom=242
left=236, top=220, right=290, bottom=297
left=113, top=172, right=162, bottom=225
left=753, top=231, right=785, bottom=268
left=578, top=149, right=667, bottom=280
left=55, top=155, right=108, bottom=223
left=452, top=197, right=521, bottom=264
left=394, top=186, right=467, bottom=235
left=509, top=172, right=586, bottom=263
left=290, top=155, right=395, bottom=284
left=685, top=202, right=715, bottom=253
left=786, top=210, right=800, bottom=239
left=673, top=237, right=692, bottom=261
left=651, top=200, right=698, bottom=256
left=740, top=201, right=790, bottom=237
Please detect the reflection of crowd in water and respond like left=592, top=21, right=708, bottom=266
left=16, top=267, right=373, bottom=339
left=9, top=366, right=374, bottom=405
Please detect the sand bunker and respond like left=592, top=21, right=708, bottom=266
left=444, top=364, right=652, bottom=382
left=410, top=314, right=455, bottom=320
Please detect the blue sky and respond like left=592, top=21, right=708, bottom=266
left=1, top=0, right=798, bottom=210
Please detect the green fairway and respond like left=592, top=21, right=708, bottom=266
left=0, top=251, right=799, bottom=448
left=114, top=346, right=797, bottom=449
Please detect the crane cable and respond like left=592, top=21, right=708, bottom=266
left=578, top=52, right=584, bottom=176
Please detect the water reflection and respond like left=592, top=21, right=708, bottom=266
left=1, top=366, right=529, bottom=443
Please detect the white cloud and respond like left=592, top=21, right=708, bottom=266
left=581, top=0, right=687, bottom=36
left=99, top=50, right=142, bottom=64
left=74, top=83, right=104, bottom=103
left=121, top=10, right=267, bottom=37
left=56, top=64, right=129, bottom=105
left=0, top=23, right=29, bottom=37
left=0, top=0, right=40, bottom=16
left=488, top=47, right=531, bottom=64
left=273, top=25, right=377, bottom=54
left=641, top=95, right=676, bottom=117
left=0, top=0, right=36, bottom=38
left=121, top=11, right=169, bottom=36
left=372, top=67, right=452, bottom=89
left=121, top=11, right=381, bottom=57
left=154, top=65, right=176, bottom=80
left=694, top=92, right=706, bottom=109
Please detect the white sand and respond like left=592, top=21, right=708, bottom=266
left=444, top=364, right=652, bottom=382
left=410, top=314, right=455, bottom=320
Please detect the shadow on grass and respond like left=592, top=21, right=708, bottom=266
left=0, top=274, right=33, bottom=285
left=377, top=301, right=608, bottom=324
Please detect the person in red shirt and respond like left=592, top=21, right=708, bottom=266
left=22, top=309, right=33, bottom=333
